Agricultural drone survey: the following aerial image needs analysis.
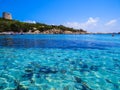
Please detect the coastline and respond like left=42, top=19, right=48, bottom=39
left=0, top=30, right=88, bottom=35
left=0, top=31, right=118, bottom=35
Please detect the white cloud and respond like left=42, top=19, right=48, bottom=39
left=24, top=20, right=36, bottom=24
left=64, top=17, right=99, bottom=32
left=105, top=19, right=117, bottom=26
left=64, top=18, right=120, bottom=33
left=85, top=17, right=99, bottom=26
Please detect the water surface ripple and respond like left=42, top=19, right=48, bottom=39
left=0, top=34, right=120, bottom=90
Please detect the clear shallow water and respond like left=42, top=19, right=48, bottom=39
left=0, top=34, right=120, bottom=90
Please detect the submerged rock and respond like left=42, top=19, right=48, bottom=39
left=105, top=79, right=119, bottom=89
left=0, top=78, right=8, bottom=90
left=79, top=63, right=90, bottom=73
left=39, top=66, right=58, bottom=74
left=80, top=68, right=89, bottom=73
left=22, top=73, right=33, bottom=80
left=74, top=76, right=82, bottom=83
left=16, top=84, right=28, bottom=90
left=74, top=76, right=93, bottom=90
left=22, top=68, right=34, bottom=81
left=25, top=69, right=33, bottom=73
left=90, top=65, right=98, bottom=71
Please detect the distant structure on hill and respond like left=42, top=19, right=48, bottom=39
left=2, top=12, right=12, bottom=20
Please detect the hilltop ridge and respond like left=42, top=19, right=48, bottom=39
left=0, top=17, right=87, bottom=34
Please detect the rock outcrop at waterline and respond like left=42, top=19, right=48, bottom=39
left=36, top=29, right=87, bottom=34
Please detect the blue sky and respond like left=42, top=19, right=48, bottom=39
left=0, top=0, right=120, bottom=32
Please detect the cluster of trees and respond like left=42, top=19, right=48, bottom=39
left=0, top=18, right=86, bottom=33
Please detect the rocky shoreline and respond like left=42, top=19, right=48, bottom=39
left=0, top=29, right=88, bottom=35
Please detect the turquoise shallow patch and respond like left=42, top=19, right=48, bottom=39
left=0, top=34, right=120, bottom=90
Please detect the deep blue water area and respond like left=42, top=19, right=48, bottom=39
left=0, top=34, right=120, bottom=49
left=0, top=34, right=120, bottom=90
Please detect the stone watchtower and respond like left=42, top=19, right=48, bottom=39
left=2, top=12, right=12, bottom=20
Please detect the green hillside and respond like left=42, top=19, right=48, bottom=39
left=0, top=18, right=87, bottom=34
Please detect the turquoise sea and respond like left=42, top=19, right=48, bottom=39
left=0, top=34, right=120, bottom=90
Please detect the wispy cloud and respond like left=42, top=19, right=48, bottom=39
left=103, top=19, right=120, bottom=33
left=64, top=17, right=120, bottom=33
left=85, top=17, right=99, bottom=26
left=105, top=19, right=117, bottom=26
left=64, top=17, right=99, bottom=32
